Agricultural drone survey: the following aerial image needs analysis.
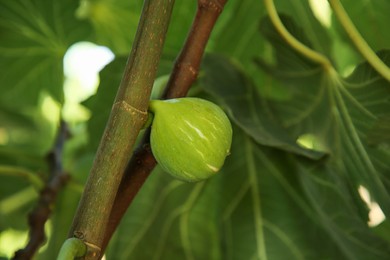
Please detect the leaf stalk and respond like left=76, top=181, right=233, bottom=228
left=0, top=166, right=44, bottom=190
left=329, top=0, right=390, bottom=82
left=264, top=0, right=333, bottom=71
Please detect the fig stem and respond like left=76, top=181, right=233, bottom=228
left=57, top=238, right=87, bottom=260
left=329, top=0, right=390, bottom=82
left=142, top=111, right=154, bottom=130
left=100, top=0, right=228, bottom=253
left=67, top=0, right=175, bottom=258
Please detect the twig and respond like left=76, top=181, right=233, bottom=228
left=162, top=0, right=227, bottom=99
left=12, top=120, right=70, bottom=260
left=67, top=1, right=175, bottom=259
left=100, top=0, right=228, bottom=253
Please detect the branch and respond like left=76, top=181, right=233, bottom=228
left=100, top=0, right=228, bottom=253
left=328, top=0, right=390, bottom=82
left=12, top=120, right=70, bottom=260
left=67, top=1, right=175, bottom=259
left=162, top=0, right=227, bottom=98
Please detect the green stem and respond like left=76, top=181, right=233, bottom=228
left=68, top=0, right=175, bottom=259
left=329, top=0, right=390, bottom=82
left=141, top=111, right=154, bottom=130
left=57, top=238, right=87, bottom=260
left=263, top=0, right=332, bottom=70
left=0, top=165, right=44, bottom=189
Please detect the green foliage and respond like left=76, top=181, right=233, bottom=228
left=1, top=0, right=390, bottom=259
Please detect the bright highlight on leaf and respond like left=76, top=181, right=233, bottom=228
left=41, top=94, right=61, bottom=125
left=309, top=0, right=332, bottom=28
left=63, top=41, right=114, bottom=122
left=63, top=42, right=114, bottom=102
left=358, top=185, right=386, bottom=227
left=0, top=229, right=28, bottom=259
left=0, top=128, right=9, bottom=145
left=296, top=133, right=328, bottom=153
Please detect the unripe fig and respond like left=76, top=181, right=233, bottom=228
left=149, top=97, right=232, bottom=182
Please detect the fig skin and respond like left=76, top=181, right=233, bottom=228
left=149, top=97, right=232, bottom=182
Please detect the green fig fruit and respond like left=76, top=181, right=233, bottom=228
left=149, top=97, right=232, bottom=182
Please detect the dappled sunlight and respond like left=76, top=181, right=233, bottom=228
left=0, top=128, right=9, bottom=145
left=358, top=185, right=386, bottom=227
left=309, top=0, right=332, bottom=28
left=41, top=94, right=61, bottom=124
left=296, top=133, right=328, bottom=153
left=63, top=41, right=114, bottom=122
left=0, top=229, right=28, bottom=258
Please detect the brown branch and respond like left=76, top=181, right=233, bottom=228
left=162, top=0, right=227, bottom=99
left=13, top=120, right=70, bottom=260
left=101, top=0, right=228, bottom=253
